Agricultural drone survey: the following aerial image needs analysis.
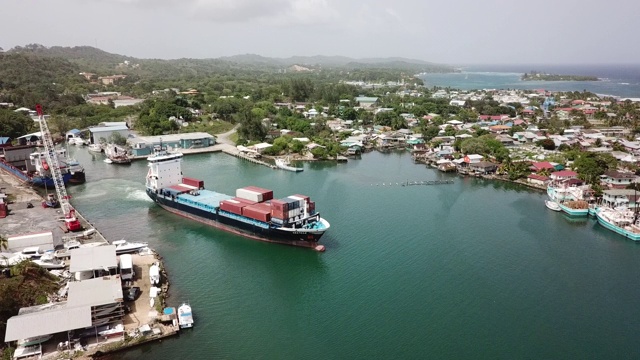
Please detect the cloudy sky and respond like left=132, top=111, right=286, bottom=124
left=1, top=0, right=638, bottom=64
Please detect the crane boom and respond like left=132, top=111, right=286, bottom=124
left=36, top=105, right=81, bottom=231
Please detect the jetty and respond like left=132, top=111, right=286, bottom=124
left=371, top=179, right=454, bottom=187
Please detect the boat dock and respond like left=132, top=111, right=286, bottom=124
left=222, top=147, right=277, bottom=169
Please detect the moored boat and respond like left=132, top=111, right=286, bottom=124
left=275, top=157, right=303, bottom=172
left=29, top=148, right=85, bottom=187
left=87, top=143, right=102, bottom=153
left=545, top=200, right=561, bottom=212
left=558, top=201, right=589, bottom=217
left=178, top=303, right=194, bottom=328
left=111, top=239, right=148, bottom=254
left=595, top=207, right=640, bottom=241
left=18, top=334, right=53, bottom=347
left=145, top=148, right=329, bottom=249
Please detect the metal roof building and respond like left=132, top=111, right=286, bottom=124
left=5, top=306, right=92, bottom=342
left=69, top=245, right=117, bottom=273
left=68, top=275, right=124, bottom=307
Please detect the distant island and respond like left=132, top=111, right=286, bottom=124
left=521, top=71, right=599, bottom=82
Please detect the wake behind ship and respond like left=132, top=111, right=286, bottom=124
left=145, top=149, right=330, bottom=250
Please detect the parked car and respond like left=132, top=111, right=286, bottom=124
left=123, top=286, right=140, bottom=301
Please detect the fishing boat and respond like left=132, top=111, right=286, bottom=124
left=558, top=201, right=589, bottom=217
left=111, top=239, right=148, bottom=254
left=97, top=323, right=124, bottom=338
left=145, top=148, right=329, bottom=250
left=149, top=263, right=160, bottom=285
left=595, top=207, right=640, bottom=241
left=545, top=200, right=561, bottom=212
left=275, top=157, right=303, bottom=172
left=178, top=303, right=194, bottom=328
left=29, top=148, right=85, bottom=186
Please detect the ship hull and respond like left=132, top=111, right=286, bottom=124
left=31, top=172, right=73, bottom=188
left=596, top=211, right=640, bottom=241
left=147, top=189, right=326, bottom=247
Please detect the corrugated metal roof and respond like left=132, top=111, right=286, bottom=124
left=68, top=275, right=123, bottom=307
left=5, top=306, right=91, bottom=342
left=69, top=245, right=117, bottom=272
left=88, top=125, right=129, bottom=133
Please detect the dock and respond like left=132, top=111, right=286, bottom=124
left=221, top=147, right=277, bottom=169
left=370, top=180, right=455, bottom=187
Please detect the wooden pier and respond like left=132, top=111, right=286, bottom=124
left=221, top=146, right=277, bottom=170
left=371, top=180, right=455, bottom=187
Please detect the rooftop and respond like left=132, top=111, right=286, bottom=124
left=69, top=245, right=117, bottom=272
left=5, top=306, right=92, bottom=342
left=67, top=275, right=123, bottom=307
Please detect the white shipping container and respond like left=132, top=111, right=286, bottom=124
left=236, top=188, right=263, bottom=203
left=7, top=231, right=54, bottom=252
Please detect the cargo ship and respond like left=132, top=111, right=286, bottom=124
left=145, top=149, right=330, bottom=250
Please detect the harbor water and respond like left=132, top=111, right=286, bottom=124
left=67, top=148, right=640, bottom=359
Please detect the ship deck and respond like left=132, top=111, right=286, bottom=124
left=175, top=189, right=232, bottom=210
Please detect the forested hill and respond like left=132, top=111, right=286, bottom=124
left=7, top=44, right=454, bottom=74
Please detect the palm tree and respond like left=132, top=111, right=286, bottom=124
left=0, top=234, right=7, bottom=251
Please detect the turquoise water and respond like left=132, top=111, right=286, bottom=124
left=67, top=148, right=640, bottom=359
left=421, top=64, right=640, bottom=98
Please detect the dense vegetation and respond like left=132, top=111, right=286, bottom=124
left=522, top=71, right=599, bottom=81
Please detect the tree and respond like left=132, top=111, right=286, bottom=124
left=536, top=139, right=556, bottom=150
left=460, top=138, right=489, bottom=155
left=0, top=234, right=7, bottom=250
left=109, top=132, right=127, bottom=146
left=0, top=109, right=32, bottom=139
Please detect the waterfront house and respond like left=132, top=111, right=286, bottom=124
left=463, top=154, right=484, bottom=164
left=527, top=174, right=550, bottom=186
left=602, top=189, right=640, bottom=209
left=469, top=161, right=498, bottom=174
left=89, top=125, right=130, bottom=145
left=600, top=170, right=638, bottom=189
left=550, top=170, right=578, bottom=181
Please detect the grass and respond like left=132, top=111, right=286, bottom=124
left=179, top=119, right=234, bottom=136
left=229, top=132, right=239, bottom=144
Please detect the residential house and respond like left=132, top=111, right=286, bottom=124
left=355, top=96, right=379, bottom=109
left=601, top=170, right=637, bottom=189
left=97, top=75, right=127, bottom=85
left=601, top=189, right=640, bottom=209
left=527, top=174, right=550, bottom=186
left=463, top=154, right=484, bottom=164
left=550, top=170, right=578, bottom=181
left=530, top=161, right=556, bottom=173
left=469, top=161, right=498, bottom=174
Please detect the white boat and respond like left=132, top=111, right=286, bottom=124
left=275, top=157, right=303, bottom=172
left=545, top=200, right=561, bottom=212
left=111, top=239, right=149, bottom=254
left=18, top=334, right=53, bottom=347
left=178, top=303, right=194, bottom=328
left=87, top=143, right=102, bottom=153
left=33, top=253, right=66, bottom=269
left=149, top=263, right=160, bottom=285
left=97, top=323, right=124, bottom=337
left=103, top=158, right=113, bottom=164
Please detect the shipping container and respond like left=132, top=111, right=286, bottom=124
left=232, top=197, right=257, bottom=206
left=242, top=204, right=271, bottom=222
left=182, top=177, right=204, bottom=188
left=270, top=199, right=289, bottom=212
left=291, top=194, right=311, bottom=204
left=284, top=197, right=301, bottom=209
left=236, top=188, right=263, bottom=203
left=271, top=209, right=287, bottom=219
left=309, top=201, right=315, bottom=213
left=245, top=186, right=274, bottom=201
left=219, top=199, right=246, bottom=215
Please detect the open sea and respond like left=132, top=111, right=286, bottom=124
left=65, top=147, right=640, bottom=359
left=420, top=64, right=640, bottom=98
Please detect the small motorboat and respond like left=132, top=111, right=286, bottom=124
left=178, top=303, right=194, bottom=328
left=33, top=253, right=66, bottom=269
left=87, top=143, right=103, bottom=153
left=545, top=200, right=561, bottom=212
left=103, top=158, right=113, bottom=164
left=275, top=157, right=303, bottom=172
left=18, top=334, right=53, bottom=347
left=149, top=263, right=160, bottom=285
left=111, top=239, right=149, bottom=255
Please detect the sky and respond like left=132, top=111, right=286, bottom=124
left=1, top=0, right=639, bottom=64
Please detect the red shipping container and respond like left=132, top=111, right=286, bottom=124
left=219, top=200, right=245, bottom=215
left=246, top=186, right=274, bottom=201
left=270, top=199, right=288, bottom=212
left=182, top=177, right=204, bottom=188
left=308, top=201, right=315, bottom=213
left=242, top=204, right=271, bottom=222
left=271, top=209, right=286, bottom=219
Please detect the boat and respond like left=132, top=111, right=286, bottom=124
left=29, top=148, right=85, bottom=187
left=33, top=253, right=66, bottom=269
left=87, top=143, right=102, bottom=153
left=103, top=158, right=113, bottom=164
left=17, top=334, right=53, bottom=347
left=558, top=201, right=589, bottom=217
left=545, top=200, right=561, bottom=212
left=595, top=207, right=640, bottom=241
left=42, top=193, right=59, bottom=208
left=145, top=148, right=330, bottom=249
left=149, top=263, right=160, bottom=285
left=177, top=303, right=194, bottom=329
left=275, top=157, right=303, bottom=172
left=97, top=323, right=124, bottom=338
left=104, top=144, right=132, bottom=164
left=111, top=239, right=149, bottom=254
